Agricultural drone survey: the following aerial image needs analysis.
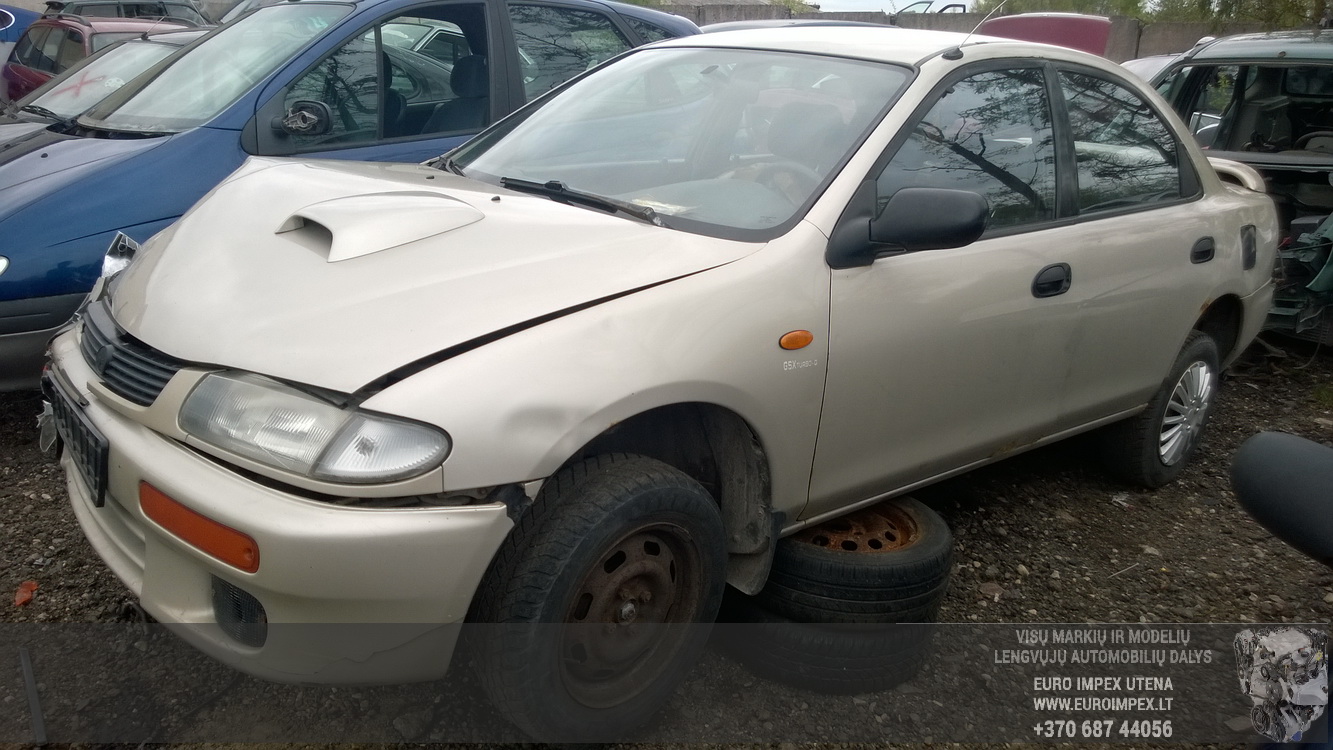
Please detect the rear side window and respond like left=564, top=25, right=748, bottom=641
left=55, top=28, right=84, bottom=71
left=623, top=17, right=674, bottom=43
left=508, top=3, right=631, bottom=101
left=1059, top=70, right=1183, bottom=214
left=78, top=3, right=121, bottom=16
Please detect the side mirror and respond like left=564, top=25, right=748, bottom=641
left=274, top=100, right=332, bottom=137
left=828, top=183, right=989, bottom=269
left=870, top=187, right=988, bottom=252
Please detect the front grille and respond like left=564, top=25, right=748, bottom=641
left=212, top=577, right=268, bottom=648
left=79, top=301, right=185, bottom=406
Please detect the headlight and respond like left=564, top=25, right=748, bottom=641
left=180, top=372, right=450, bottom=484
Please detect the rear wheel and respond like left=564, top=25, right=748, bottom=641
left=470, top=454, right=727, bottom=742
left=1102, top=331, right=1220, bottom=488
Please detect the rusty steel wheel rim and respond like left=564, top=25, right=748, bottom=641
left=791, top=502, right=922, bottom=553
left=560, top=523, right=703, bottom=708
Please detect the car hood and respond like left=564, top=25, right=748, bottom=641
left=0, top=128, right=168, bottom=219
left=111, top=158, right=762, bottom=393
left=0, top=119, right=49, bottom=144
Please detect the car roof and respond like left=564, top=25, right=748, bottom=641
left=701, top=19, right=890, bottom=32
left=33, top=13, right=187, bottom=31
left=1190, top=29, right=1333, bottom=62
left=144, top=26, right=205, bottom=43
left=653, top=26, right=1027, bottom=66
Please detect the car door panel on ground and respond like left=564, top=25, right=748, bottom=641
left=807, top=62, right=1221, bottom=518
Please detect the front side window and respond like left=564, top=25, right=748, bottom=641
left=1060, top=70, right=1182, bottom=214
left=82, top=3, right=350, bottom=133
left=456, top=47, right=910, bottom=237
left=36, top=25, right=65, bottom=72
left=508, top=3, right=630, bottom=101
left=877, top=67, right=1057, bottom=230
left=281, top=4, right=485, bottom=148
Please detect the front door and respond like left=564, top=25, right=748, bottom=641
left=808, top=64, right=1077, bottom=518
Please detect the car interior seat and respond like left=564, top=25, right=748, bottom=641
left=422, top=54, right=487, bottom=134
left=765, top=100, right=847, bottom=173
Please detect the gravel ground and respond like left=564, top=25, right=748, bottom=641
left=1, top=336, right=1331, bottom=746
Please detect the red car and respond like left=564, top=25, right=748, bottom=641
left=3, top=14, right=183, bottom=100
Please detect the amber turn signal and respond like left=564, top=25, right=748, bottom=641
left=779, top=330, right=814, bottom=350
left=139, top=482, right=259, bottom=573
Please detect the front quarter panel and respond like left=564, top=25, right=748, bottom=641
left=360, top=222, right=833, bottom=521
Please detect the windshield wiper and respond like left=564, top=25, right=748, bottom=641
left=432, top=154, right=466, bottom=176
left=19, top=104, right=73, bottom=125
left=500, top=177, right=661, bottom=226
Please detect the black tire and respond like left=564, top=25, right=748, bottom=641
left=755, top=497, right=953, bottom=623
left=717, top=592, right=934, bottom=694
left=1102, top=331, right=1220, bottom=488
left=469, top=453, right=727, bottom=742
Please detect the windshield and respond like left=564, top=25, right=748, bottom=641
left=454, top=47, right=910, bottom=237
left=82, top=3, right=350, bottom=133
left=21, top=37, right=179, bottom=118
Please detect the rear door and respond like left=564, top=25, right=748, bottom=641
left=1047, top=66, right=1221, bottom=428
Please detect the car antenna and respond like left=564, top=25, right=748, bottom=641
left=942, top=0, right=1010, bottom=60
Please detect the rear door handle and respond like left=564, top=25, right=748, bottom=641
left=1191, top=237, right=1215, bottom=264
left=1032, top=263, right=1071, bottom=298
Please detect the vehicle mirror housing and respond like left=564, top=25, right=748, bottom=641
left=826, top=185, right=989, bottom=269
left=275, top=100, right=332, bottom=137
left=870, top=188, right=988, bottom=252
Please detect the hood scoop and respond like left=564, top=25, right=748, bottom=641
left=277, top=190, right=484, bottom=262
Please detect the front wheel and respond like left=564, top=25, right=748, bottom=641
left=1102, top=331, right=1220, bottom=488
left=469, top=453, right=727, bottom=742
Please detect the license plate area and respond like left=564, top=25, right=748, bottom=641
left=43, top=374, right=110, bottom=507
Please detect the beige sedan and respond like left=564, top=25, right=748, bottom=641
left=44, top=25, right=1277, bottom=741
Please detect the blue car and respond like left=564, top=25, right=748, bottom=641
left=0, top=3, right=41, bottom=62
left=0, top=0, right=696, bottom=389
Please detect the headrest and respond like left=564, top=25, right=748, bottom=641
left=451, top=54, right=487, bottom=99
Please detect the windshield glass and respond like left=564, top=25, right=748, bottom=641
left=22, top=37, right=178, bottom=118
left=82, top=3, right=350, bottom=133
left=455, top=47, right=910, bottom=237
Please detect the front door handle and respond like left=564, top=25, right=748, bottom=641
left=1032, top=263, right=1071, bottom=298
left=1191, top=237, right=1215, bottom=264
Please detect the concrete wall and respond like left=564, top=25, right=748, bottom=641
left=1136, top=20, right=1273, bottom=57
